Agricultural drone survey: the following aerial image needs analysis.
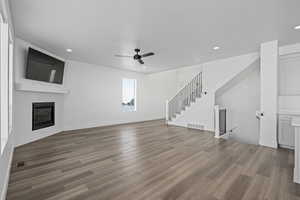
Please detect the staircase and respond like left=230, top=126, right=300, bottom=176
left=166, top=72, right=203, bottom=121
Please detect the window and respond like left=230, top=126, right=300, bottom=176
left=122, top=78, right=136, bottom=112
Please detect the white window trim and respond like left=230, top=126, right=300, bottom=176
left=122, top=78, right=137, bottom=112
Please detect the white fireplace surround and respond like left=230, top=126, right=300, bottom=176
left=13, top=39, right=66, bottom=146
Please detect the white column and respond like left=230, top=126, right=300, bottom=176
left=214, top=105, right=220, bottom=138
left=0, top=22, right=9, bottom=153
left=259, top=40, right=278, bottom=148
left=292, top=117, right=300, bottom=184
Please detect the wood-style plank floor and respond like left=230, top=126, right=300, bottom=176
left=6, top=120, right=300, bottom=200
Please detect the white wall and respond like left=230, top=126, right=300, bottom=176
left=13, top=92, right=64, bottom=146
left=175, top=65, right=203, bottom=91
left=170, top=53, right=259, bottom=131
left=279, top=96, right=300, bottom=111
left=13, top=39, right=66, bottom=146
left=144, top=70, right=178, bottom=118
left=279, top=53, right=300, bottom=96
left=169, top=93, right=215, bottom=131
left=12, top=37, right=178, bottom=145
left=216, top=63, right=260, bottom=144
left=203, top=53, right=259, bottom=92
left=63, top=61, right=177, bottom=131
left=278, top=53, right=300, bottom=112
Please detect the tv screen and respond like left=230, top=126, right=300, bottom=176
left=26, top=48, right=65, bottom=84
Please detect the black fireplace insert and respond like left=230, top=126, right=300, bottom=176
left=32, top=102, right=55, bottom=131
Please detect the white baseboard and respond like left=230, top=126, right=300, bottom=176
left=0, top=145, right=14, bottom=200
left=63, top=118, right=164, bottom=132
left=279, top=144, right=294, bottom=150
left=15, top=129, right=62, bottom=147
left=259, top=140, right=278, bottom=149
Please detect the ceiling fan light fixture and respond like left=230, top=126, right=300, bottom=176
left=115, top=48, right=154, bottom=65
left=294, top=25, right=300, bottom=30
left=213, top=46, right=220, bottom=50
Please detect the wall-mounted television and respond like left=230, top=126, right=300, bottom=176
left=26, top=48, right=65, bottom=84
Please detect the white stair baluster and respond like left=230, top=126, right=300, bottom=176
left=166, top=72, right=203, bottom=122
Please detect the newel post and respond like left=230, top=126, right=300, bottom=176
left=166, top=100, right=169, bottom=124
left=214, top=105, right=220, bottom=138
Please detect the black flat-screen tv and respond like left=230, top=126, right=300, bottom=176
left=26, top=48, right=65, bottom=84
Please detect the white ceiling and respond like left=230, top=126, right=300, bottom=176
left=10, top=0, right=300, bottom=73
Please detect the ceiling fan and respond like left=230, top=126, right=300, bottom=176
left=115, top=48, right=155, bottom=64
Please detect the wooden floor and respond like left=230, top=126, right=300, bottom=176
left=6, top=120, right=300, bottom=200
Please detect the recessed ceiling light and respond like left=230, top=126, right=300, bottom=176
left=294, top=25, right=300, bottom=30
left=213, top=46, right=220, bottom=50
left=66, top=48, right=72, bottom=53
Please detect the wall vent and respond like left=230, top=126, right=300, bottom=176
left=16, top=161, right=25, bottom=168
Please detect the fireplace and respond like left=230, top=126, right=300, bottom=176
left=32, top=102, right=55, bottom=131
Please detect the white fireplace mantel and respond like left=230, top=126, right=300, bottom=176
left=15, top=82, right=69, bottom=94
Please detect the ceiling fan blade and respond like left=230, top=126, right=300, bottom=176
left=141, top=52, right=154, bottom=57
left=115, top=54, right=132, bottom=58
left=138, top=59, right=144, bottom=64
